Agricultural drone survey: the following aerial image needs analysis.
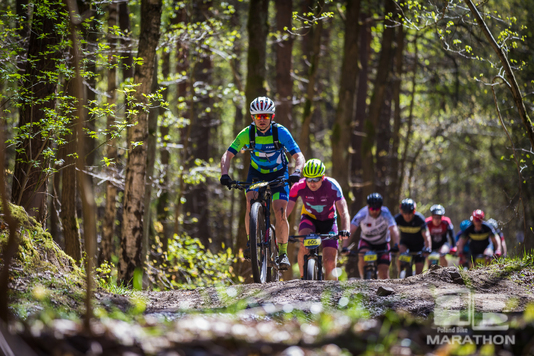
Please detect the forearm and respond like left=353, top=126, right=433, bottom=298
left=424, top=230, right=431, bottom=248
left=292, top=152, right=305, bottom=172
left=337, top=200, right=351, bottom=231
left=390, top=226, right=400, bottom=245
left=220, top=151, right=234, bottom=175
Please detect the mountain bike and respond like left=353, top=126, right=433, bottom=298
left=361, top=249, right=391, bottom=280
left=229, top=177, right=289, bottom=283
left=398, top=250, right=425, bottom=278
left=288, top=233, right=339, bottom=280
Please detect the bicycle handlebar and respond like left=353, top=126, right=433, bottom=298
left=288, top=233, right=339, bottom=243
left=229, top=177, right=289, bottom=191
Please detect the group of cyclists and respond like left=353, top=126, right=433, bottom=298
left=220, top=96, right=507, bottom=281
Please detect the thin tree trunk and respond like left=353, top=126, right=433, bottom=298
left=361, top=0, right=396, bottom=198
left=350, top=10, right=370, bottom=213
left=156, top=48, right=171, bottom=255
left=143, top=60, right=159, bottom=262
left=398, top=36, right=418, bottom=194
left=332, top=0, right=361, bottom=196
left=238, top=0, right=269, bottom=282
left=184, top=0, right=213, bottom=246
left=389, top=25, right=405, bottom=206
left=0, top=115, right=20, bottom=323
left=119, top=0, right=162, bottom=286
left=274, top=0, right=294, bottom=130
left=375, top=86, right=392, bottom=200
left=100, top=2, right=119, bottom=265
left=11, top=0, right=62, bottom=224
left=60, top=83, right=81, bottom=262
left=65, top=0, right=98, bottom=333
left=298, top=0, right=325, bottom=159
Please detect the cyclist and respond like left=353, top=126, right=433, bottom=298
left=425, top=204, right=455, bottom=267
left=342, top=193, right=400, bottom=279
left=487, top=218, right=507, bottom=258
left=287, top=159, right=351, bottom=280
left=454, top=219, right=471, bottom=268
left=395, top=198, right=431, bottom=275
left=220, top=96, right=305, bottom=270
left=456, top=209, right=502, bottom=268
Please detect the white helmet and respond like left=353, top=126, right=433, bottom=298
left=250, top=96, right=275, bottom=115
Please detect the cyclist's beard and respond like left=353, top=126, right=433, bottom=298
left=256, top=120, right=271, bottom=133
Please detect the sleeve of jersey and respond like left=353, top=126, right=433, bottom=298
left=326, top=178, right=344, bottom=201
left=289, top=181, right=304, bottom=202
left=350, top=209, right=365, bottom=227
left=278, top=125, right=301, bottom=155
left=227, top=127, right=249, bottom=155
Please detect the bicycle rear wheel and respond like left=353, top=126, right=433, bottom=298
left=250, top=202, right=268, bottom=283
left=267, top=225, right=279, bottom=282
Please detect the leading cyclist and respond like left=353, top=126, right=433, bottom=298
left=220, top=96, right=305, bottom=270
left=287, top=159, right=351, bottom=280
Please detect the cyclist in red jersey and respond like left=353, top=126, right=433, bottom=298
left=425, top=204, right=455, bottom=266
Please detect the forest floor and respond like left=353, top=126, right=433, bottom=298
left=6, top=259, right=534, bottom=355
left=3, top=204, right=534, bottom=355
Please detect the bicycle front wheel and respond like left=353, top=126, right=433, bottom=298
left=305, top=258, right=318, bottom=280
left=250, top=202, right=268, bottom=283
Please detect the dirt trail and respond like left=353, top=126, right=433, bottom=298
left=123, top=265, right=534, bottom=318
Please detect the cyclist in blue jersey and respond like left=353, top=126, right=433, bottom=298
left=456, top=209, right=501, bottom=268
left=454, top=219, right=471, bottom=268
left=343, top=193, right=400, bottom=279
left=287, top=159, right=351, bottom=280
left=220, top=96, right=305, bottom=270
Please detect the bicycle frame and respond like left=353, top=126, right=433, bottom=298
left=230, top=177, right=288, bottom=283
left=289, top=233, right=338, bottom=280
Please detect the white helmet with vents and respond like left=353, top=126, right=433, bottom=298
left=250, top=96, right=276, bottom=115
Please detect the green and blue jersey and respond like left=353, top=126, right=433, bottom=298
left=227, top=124, right=300, bottom=174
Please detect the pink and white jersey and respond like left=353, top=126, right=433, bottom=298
left=289, top=177, right=344, bottom=220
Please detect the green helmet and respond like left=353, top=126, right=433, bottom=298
left=303, top=159, right=325, bottom=178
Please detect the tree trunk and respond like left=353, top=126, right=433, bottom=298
left=274, top=0, right=294, bottom=130
left=299, top=0, right=325, bottom=159
left=183, top=1, right=213, bottom=247
left=60, top=81, right=82, bottom=262
left=156, top=48, right=172, bottom=255
left=375, top=85, right=392, bottom=201
left=398, top=36, right=418, bottom=196
left=100, top=2, right=119, bottom=266
left=361, top=0, right=396, bottom=198
left=237, top=0, right=270, bottom=282
left=331, top=0, right=361, bottom=196
left=350, top=10, right=370, bottom=213
left=119, top=2, right=134, bottom=80
left=143, top=60, right=159, bottom=262
left=119, top=0, right=162, bottom=286
left=388, top=25, right=405, bottom=206
left=11, top=0, right=62, bottom=224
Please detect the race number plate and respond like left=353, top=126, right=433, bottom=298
left=304, top=236, right=321, bottom=249
left=364, top=253, right=377, bottom=262
left=399, top=254, right=412, bottom=263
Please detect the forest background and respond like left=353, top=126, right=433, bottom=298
left=1, top=0, right=534, bottom=289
